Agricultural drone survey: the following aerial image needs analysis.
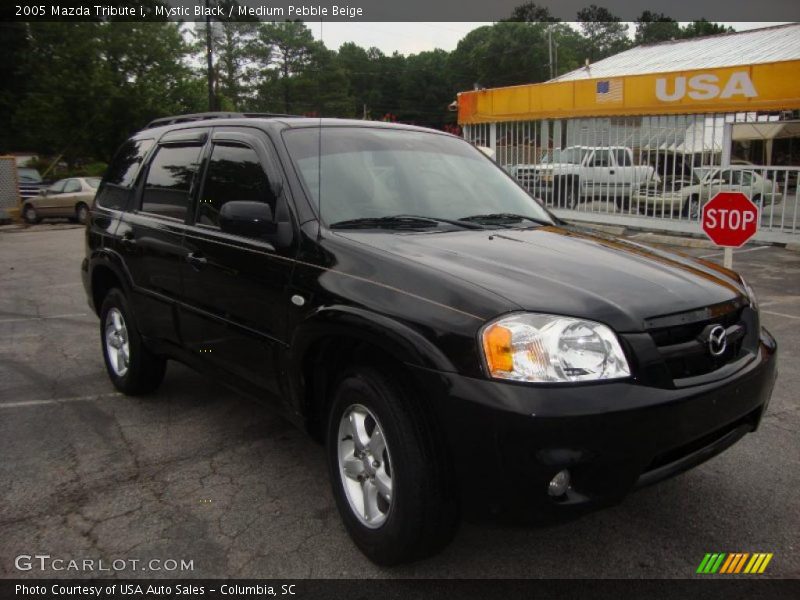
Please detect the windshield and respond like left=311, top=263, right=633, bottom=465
left=540, top=147, right=587, bottom=165
left=18, top=168, right=42, bottom=183
left=283, top=127, right=553, bottom=229
left=694, top=167, right=715, bottom=183
left=86, top=177, right=100, bottom=189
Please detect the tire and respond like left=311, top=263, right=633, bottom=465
left=100, top=288, right=166, bottom=395
left=752, top=194, right=762, bottom=207
left=555, top=176, right=580, bottom=209
left=75, top=203, right=89, bottom=224
left=682, top=195, right=701, bottom=219
left=22, top=204, right=41, bottom=224
left=326, top=365, right=458, bottom=565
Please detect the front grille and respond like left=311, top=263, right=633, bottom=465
left=646, top=301, right=754, bottom=383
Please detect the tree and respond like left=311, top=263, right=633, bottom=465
left=0, top=22, right=31, bottom=152
left=635, top=12, right=681, bottom=44
left=449, top=23, right=555, bottom=91
left=399, top=49, right=454, bottom=127
left=194, top=20, right=258, bottom=110
left=682, top=20, right=735, bottom=39
left=253, top=21, right=317, bottom=113
left=15, top=21, right=204, bottom=164
left=576, top=5, right=631, bottom=62
left=504, top=2, right=559, bottom=22
left=337, top=42, right=381, bottom=117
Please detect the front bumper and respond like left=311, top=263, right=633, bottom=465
left=409, top=328, right=777, bottom=516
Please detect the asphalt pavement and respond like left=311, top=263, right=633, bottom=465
left=1, top=223, right=798, bottom=579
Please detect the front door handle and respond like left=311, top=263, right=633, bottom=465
left=120, top=235, right=137, bottom=249
left=186, top=252, right=208, bottom=270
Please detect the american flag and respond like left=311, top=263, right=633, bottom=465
left=596, top=79, right=623, bottom=103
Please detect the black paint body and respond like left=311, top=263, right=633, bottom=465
left=82, top=118, right=777, bottom=514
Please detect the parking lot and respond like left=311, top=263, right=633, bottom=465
left=1, top=223, right=798, bottom=579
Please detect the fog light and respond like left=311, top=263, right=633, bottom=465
left=548, top=469, right=570, bottom=497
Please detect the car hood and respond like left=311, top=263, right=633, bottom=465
left=335, top=225, right=745, bottom=332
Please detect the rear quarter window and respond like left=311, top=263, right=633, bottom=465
left=95, top=139, right=154, bottom=210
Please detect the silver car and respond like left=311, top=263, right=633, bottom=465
left=21, top=177, right=100, bottom=224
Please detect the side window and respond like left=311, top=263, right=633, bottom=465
left=96, top=139, right=154, bottom=210
left=197, top=143, right=276, bottom=228
left=592, top=150, right=611, bottom=167
left=614, top=149, right=632, bottom=166
left=741, top=171, right=753, bottom=186
left=140, top=145, right=203, bottom=220
left=63, top=179, right=81, bottom=193
left=47, top=180, right=67, bottom=194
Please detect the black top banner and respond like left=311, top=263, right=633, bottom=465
left=4, top=0, right=800, bottom=22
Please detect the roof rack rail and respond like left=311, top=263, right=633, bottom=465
left=144, top=112, right=299, bottom=129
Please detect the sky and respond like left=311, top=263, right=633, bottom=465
left=305, top=22, right=792, bottom=56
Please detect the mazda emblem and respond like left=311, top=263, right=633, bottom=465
left=708, top=325, right=728, bottom=357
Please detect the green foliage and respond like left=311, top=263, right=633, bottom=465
left=504, top=2, right=560, bottom=22
left=576, top=5, right=632, bottom=61
left=681, top=20, right=736, bottom=39
left=635, top=12, right=682, bottom=44
left=4, top=9, right=742, bottom=165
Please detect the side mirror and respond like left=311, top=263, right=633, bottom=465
left=219, top=201, right=277, bottom=238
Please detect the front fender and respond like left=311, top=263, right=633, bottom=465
left=288, top=305, right=456, bottom=374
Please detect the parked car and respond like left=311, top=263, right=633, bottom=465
left=83, top=114, right=776, bottom=565
left=508, top=146, right=657, bottom=208
left=22, top=177, right=100, bottom=224
left=633, top=167, right=783, bottom=218
left=17, top=167, right=46, bottom=200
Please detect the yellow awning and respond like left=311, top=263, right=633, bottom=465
left=458, top=59, right=800, bottom=124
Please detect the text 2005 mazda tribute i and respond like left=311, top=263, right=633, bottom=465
left=82, top=115, right=777, bottom=564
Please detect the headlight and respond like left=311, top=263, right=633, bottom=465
left=741, top=277, right=758, bottom=310
left=480, top=313, right=630, bottom=383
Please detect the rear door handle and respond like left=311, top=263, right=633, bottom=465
left=186, top=252, right=208, bottom=270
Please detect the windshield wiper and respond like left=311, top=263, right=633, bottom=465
left=330, top=215, right=484, bottom=230
left=459, top=213, right=553, bottom=227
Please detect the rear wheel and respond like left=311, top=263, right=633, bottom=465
left=682, top=195, right=701, bottom=219
left=100, top=289, right=166, bottom=395
left=326, top=365, right=458, bottom=565
left=75, top=203, right=89, bottom=224
left=22, top=204, right=41, bottom=224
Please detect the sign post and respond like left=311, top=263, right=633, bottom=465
left=701, top=192, right=759, bottom=269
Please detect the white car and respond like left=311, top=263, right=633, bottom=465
left=633, top=167, right=783, bottom=219
left=509, top=146, right=656, bottom=209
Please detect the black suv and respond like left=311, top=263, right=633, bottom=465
left=83, top=113, right=777, bottom=565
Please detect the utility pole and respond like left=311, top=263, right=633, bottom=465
left=548, top=28, right=553, bottom=80
left=206, top=0, right=214, bottom=111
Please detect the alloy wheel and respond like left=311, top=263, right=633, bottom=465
left=105, top=307, right=130, bottom=377
left=337, top=403, right=394, bottom=528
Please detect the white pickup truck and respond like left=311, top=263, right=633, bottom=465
left=508, top=146, right=657, bottom=209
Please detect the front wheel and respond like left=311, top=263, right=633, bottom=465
left=100, top=289, right=166, bottom=395
left=326, top=366, right=458, bottom=565
left=22, top=204, right=41, bottom=224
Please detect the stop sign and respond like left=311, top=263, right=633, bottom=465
left=701, top=192, right=759, bottom=247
